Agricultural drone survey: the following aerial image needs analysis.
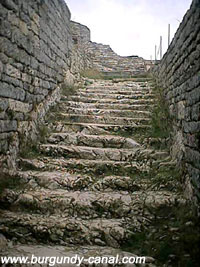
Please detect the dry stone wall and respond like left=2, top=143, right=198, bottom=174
left=154, top=0, right=200, bottom=206
left=0, top=0, right=154, bottom=171
left=70, top=21, right=150, bottom=76
left=0, top=0, right=90, bottom=169
left=87, top=42, right=147, bottom=76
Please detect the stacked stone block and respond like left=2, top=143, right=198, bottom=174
left=0, top=0, right=90, bottom=167
left=154, top=0, right=200, bottom=206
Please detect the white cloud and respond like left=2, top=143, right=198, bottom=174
left=66, top=0, right=192, bottom=59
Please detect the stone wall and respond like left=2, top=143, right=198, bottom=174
left=154, top=0, right=200, bottom=206
left=0, top=0, right=90, bottom=169
left=87, top=42, right=147, bottom=75
left=70, top=21, right=92, bottom=77
left=70, top=22, right=149, bottom=76
left=71, top=21, right=91, bottom=44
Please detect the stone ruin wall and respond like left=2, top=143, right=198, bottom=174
left=71, top=21, right=151, bottom=76
left=154, top=0, right=200, bottom=206
left=0, top=0, right=153, bottom=171
left=87, top=42, right=148, bottom=76
left=0, top=0, right=90, bottom=170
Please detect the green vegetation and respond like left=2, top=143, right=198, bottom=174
left=122, top=203, right=200, bottom=267
left=0, top=172, right=25, bottom=195
left=19, top=124, right=50, bottom=159
left=149, top=84, right=172, bottom=139
left=61, top=84, right=78, bottom=96
left=81, top=68, right=103, bottom=79
left=124, top=80, right=173, bottom=151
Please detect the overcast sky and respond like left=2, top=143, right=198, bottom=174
left=65, top=0, right=192, bottom=59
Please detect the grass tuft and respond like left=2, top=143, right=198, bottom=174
left=81, top=69, right=103, bottom=79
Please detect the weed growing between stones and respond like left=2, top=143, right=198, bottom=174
left=122, top=203, right=200, bottom=267
left=149, top=86, right=172, bottom=139
left=0, top=172, right=25, bottom=195
left=142, top=81, right=173, bottom=149
left=19, top=124, right=50, bottom=159
left=61, top=84, right=78, bottom=96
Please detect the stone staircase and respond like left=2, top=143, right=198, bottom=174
left=0, top=79, right=196, bottom=266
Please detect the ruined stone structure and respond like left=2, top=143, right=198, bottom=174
left=154, top=0, right=200, bottom=207
left=0, top=0, right=147, bottom=170
left=0, top=0, right=91, bottom=169
left=0, top=0, right=199, bottom=265
left=87, top=42, right=147, bottom=76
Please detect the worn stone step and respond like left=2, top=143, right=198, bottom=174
left=59, top=107, right=151, bottom=118
left=18, top=171, right=150, bottom=192
left=15, top=171, right=147, bottom=192
left=1, top=189, right=181, bottom=219
left=0, top=210, right=145, bottom=247
left=19, top=157, right=146, bottom=176
left=56, top=113, right=150, bottom=126
left=78, top=89, right=152, bottom=95
left=50, top=122, right=150, bottom=135
left=74, top=92, right=154, bottom=100
left=0, top=244, right=155, bottom=267
left=40, top=144, right=165, bottom=162
left=61, top=101, right=154, bottom=111
left=47, top=133, right=140, bottom=149
left=19, top=156, right=171, bottom=177
left=64, top=96, right=154, bottom=105
left=85, top=85, right=151, bottom=92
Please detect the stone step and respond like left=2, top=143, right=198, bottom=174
left=1, top=189, right=181, bottom=219
left=50, top=121, right=150, bottom=135
left=40, top=144, right=166, bottom=162
left=15, top=171, right=147, bottom=192
left=0, top=210, right=145, bottom=247
left=78, top=89, right=152, bottom=95
left=64, top=96, right=154, bottom=105
left=19, top=156, right=172, bottom=177
left=74, top=92, right=154, bottom=100
left=0, top=244, right=155, bottom=267
left=56, top=113, right=150, bottom=126
left=85, top=85, right=151, bottom=92
left=47, top=133, right=140, bottom=149
left=59, top=106, right=151, bottom=118
left=19, top=157, right=146, bottom=176
left=61, top=101, right=154, bottom=111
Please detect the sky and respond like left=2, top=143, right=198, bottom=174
left=65, top=0, right=192, bottom=59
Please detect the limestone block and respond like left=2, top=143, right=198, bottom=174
left=0, top=82, right=25, bottom=101
left=63, top=70, right=75, bottom=87
left=32, top=77, right=40, bottom=87
left=2, top=0, right=17, bottom=11
left=8, top=99, right=32, bottom=113
left=0, top=60, right=3, bottom=79
left=171, top=131, right=185, bottom=162
left=33, top=35, right=40, bottom=49
left=177, top=101, right=185, bottom=120
left=21, top=73, right=32, bottom=84
left=0, top=20, right=12, bottom=39
left=191, top=103, right=200, bottom=121
left=7, top=12, right=19, bottom=26
left=19, top=20, right=29, bottom=35
left=0, top=99, right=9, bottom=112
left=5, top=64, right=21, bottom=79
left=32, top=13, right=40, bottom=26
left=31, top=21, right=39, bottom=35
left=0, top=120, right=17, bottom=133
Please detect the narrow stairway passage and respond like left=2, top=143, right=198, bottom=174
left=0, top=78, right=199, bottom=267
